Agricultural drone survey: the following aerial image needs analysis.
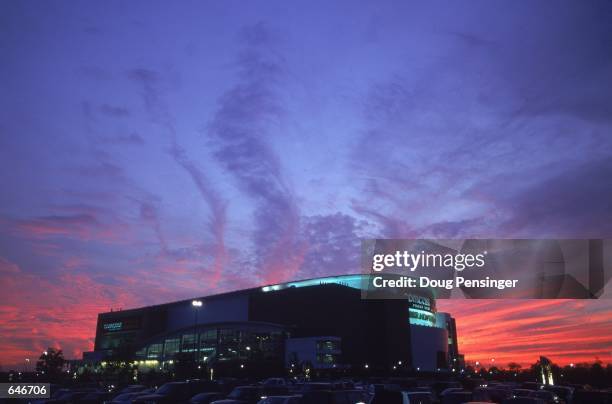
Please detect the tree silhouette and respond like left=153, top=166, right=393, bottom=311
left=36, top=348, right=65, bottom=382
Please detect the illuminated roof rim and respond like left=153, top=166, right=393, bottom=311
left=100, top=274, right=370, bottom=315
left=99, top=273, right=435, bottom=316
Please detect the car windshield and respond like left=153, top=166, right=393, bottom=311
left=114, top=393, right=132, bottom=400
left=229, top=387, right=255, bottom=398
left=261, top=398, right=288, bottom=404
left=302, top=383, right=331, bottom=392
left=264, top=379, right=284, bottom=385
left=547, top=387, right=569, bottom=396
left=193, top=392, right=214, bottom=398
left=156, top=383, right=182, bottom=395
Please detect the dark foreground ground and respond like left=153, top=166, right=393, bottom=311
left=1, top=374, right=611, bottom=404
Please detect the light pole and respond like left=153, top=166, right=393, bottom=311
left=192, top=300, right=203, bottom=369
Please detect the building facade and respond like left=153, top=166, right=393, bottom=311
left=89, top=275, right=458, bottom=373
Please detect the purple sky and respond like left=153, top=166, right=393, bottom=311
left=1, top=0, right=611, bottom=367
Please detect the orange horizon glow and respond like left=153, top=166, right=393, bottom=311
left=1, top=295, right=611, bottom=370
left=1, top=252, right=610, bottom=370
left=438, top=299, right=612, bottom=368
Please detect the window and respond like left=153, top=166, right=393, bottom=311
left=135, top=347, right=147, bottom=358
left=200, top=329, right=217, bottom=343
left=164, top=338, right=180, bottom=357
left=182, top=334, right=197, bottom=352
left=219, top=329, right=239, bottom=344
left=316, top=353, right=337, bottom=364
left=147, top=343, right=163, bottom=359
left=317, top=340, right=340, bottom=352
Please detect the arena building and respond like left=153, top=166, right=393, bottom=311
left=87, top=274, right=459, bottom=374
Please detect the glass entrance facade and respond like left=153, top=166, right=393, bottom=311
left=134, top=322, right=285, bottom=364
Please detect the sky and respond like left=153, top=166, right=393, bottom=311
left=1, top=0, right=612, bottom=369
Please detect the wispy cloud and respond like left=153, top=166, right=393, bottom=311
left=207, top=22, right=303, bottom=284
left=128, top=67, right=228, bottom=287
left=1, top=1, right=611, bottom=368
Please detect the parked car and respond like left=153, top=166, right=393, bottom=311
left=512, top=389, right=538, bottom=398
left=543, top=385, right=573, bottom=403
left=257, top=396, right=302, bottom=404
left=441, top=391, right=473, bottom=404
left=332, top=380, right=355, bottom=390
left=370, top=390, right=433, bottom=404
left=572, top=389, right=612, bottom=404
left=301, top=390, right=372, bottom=404
left=190, top=392, right=226, bottom=404
left=472, top=386, right=511, bottom=402
left=118, top=385, right=148, bottom=394
left=46, top=389, right=100, bottom=404
left=104, top=391, right=152, bottom=404
left=32, top=388, right=72, bottom=404
left=300, top=383, right=337, bottom=393
left=521, top=383, right=545, bottom=391
left=430, top=382, right=462, bottom=402
left=76, top=391, right=115, bottom=403
left=262, top=378, right=289, bottom=388
left=132, top=382, right=191, bottom=403
left=133, top=381, right=217, bottom=404
left=439, top=387, right=464, bottom=397
left=529, top=390, right=561, bottom=404
left=502, top=398, right=545, bottom=404
left=212, top=386, right=266, bottom=404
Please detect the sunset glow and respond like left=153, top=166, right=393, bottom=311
left=1, top=0, right=612, bottom=371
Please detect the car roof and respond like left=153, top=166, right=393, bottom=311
left=265, top=395, right=297, bottom=398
